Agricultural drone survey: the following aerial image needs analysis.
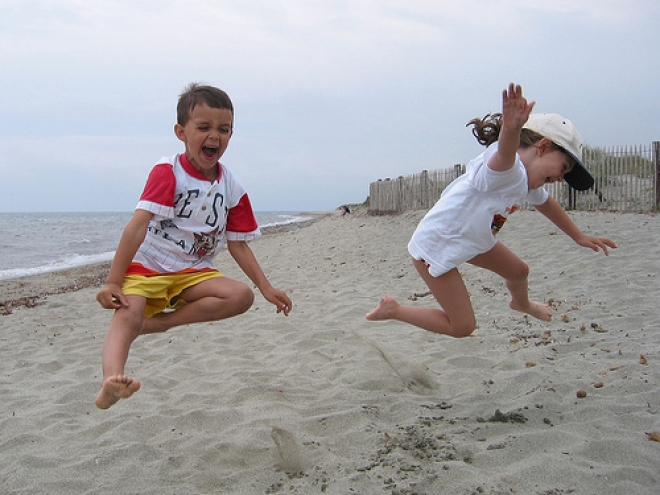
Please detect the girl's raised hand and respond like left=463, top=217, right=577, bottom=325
left=502, top=83, right=535, bottom=130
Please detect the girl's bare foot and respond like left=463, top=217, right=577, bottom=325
left=366, top=296, right=399, bottom=321
left=95, top=375, right=141, bottom=409
left=509, top=300, right=552, bottom=321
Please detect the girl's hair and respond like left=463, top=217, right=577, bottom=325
left=177, top=83, right=234, bottom=126
left=467, top=113, right=552, bottom=149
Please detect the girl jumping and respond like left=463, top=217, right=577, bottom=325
left=366, top=83, right=616, bottom=337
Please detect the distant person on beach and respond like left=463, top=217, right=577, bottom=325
left=342, top=205, right=351, bottom=216
left=366, top=83, right=616, bottom=337
left=95, top=83, right=292, bottom=409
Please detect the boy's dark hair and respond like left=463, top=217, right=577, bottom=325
left=177, top=83, right=234, bottom=126
left=467, top=113, right=556, bottom=150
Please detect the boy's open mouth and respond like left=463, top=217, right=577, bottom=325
left=202, top=146, right=218, bottom=159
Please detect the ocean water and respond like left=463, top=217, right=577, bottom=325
left=0, top=211, right=313, bottom=281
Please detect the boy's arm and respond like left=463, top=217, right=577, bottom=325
left=97, top=209, right=153, bottom=309
left=227, top=240, right=292, bottom=316
left=488, top=83, right=535, bottom=172
left=534, top=197, right=617, bottom=255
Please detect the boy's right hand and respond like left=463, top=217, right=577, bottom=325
left=96, top=284, right=129, bottom=309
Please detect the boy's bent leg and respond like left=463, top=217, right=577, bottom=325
left=143, top=277, right=254, bottom=334
left=96, top=296, right=146, bottom=409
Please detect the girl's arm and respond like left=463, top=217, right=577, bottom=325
left=227, top=240, right=292, bottom=316
left=488, top=83, right=535, bottom=172
left=96, top=209, right=153, bottom=309
left=535, top=197, right=617, bottom=255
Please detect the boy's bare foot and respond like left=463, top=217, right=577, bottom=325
left=366, top=296, right=399, bottom=321
left=95, top=375, right=141, bottom=409
left=509, top=300, right=552, bottom=322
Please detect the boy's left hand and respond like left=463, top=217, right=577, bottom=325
left=576, top=235, right=617, bottom=255
left=262, top=287, right=292, bottom=316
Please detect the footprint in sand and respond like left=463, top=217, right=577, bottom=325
left=271, top=427, right=304, bottom=474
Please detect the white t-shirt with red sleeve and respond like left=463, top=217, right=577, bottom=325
left=128, top=153, right=260, bottom=275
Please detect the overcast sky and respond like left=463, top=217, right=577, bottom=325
left=1, top=1, right=658, bottom=213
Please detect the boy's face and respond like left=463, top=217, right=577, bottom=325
left=174, top=103, right=233, bottom=181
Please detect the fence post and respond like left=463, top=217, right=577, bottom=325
left=654, top=141, right=660, bottom=211
left=369, top=181, right=377, bottom=215
left=567, top=185, right=576, bottom=210
left=420, top=170, right=429, bottom=209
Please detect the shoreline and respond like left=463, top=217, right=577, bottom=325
left=0, top=212, right=333, bottom=315
left=0, top=262, right=111, bottom=315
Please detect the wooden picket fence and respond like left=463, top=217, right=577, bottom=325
left=368, top=142, right=660, bottom=214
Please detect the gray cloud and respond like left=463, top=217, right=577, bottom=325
left=1, top=0, right=658, bottom=212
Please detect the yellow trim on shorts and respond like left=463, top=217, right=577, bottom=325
left=122, top=270, right=223, bottom=318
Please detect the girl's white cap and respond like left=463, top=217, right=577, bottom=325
left=524, top=113, right=594, bottom=190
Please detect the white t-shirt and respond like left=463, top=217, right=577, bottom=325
left=408, top=143, right=548, bottom=277
left=128, top=153, right=260, bottom=275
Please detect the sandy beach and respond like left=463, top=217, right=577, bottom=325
left=1, top=208, right=659, bottom=494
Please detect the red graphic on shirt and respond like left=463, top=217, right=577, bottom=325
left=491, top=204, right=519, bottom=235
left=192, top=229, right=219, bottom=257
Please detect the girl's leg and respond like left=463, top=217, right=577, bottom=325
left=366, top=259, right=477, bottom=337
left=142, top=277, right=254, bottom=334
left=95, top=295, right=146, bottom=409
left=468, top=241, right=552, bottom=321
